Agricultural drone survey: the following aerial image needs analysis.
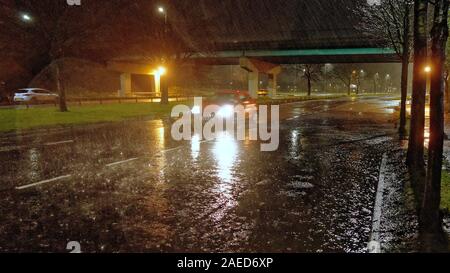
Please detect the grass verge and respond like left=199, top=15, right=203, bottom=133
left=0, top=102, right=187, bottom=132
left=441, top=169, right=450, bottom=212
left=257, top=94, right=347, bottom=104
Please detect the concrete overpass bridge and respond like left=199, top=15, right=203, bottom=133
left=107, top=0, right=400, bottom=98
left=108, top=47, right=398, bottom=99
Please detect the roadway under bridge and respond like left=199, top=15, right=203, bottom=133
left=107, top=0, right=401, bottom=98
left=108, top=47, right=399, bottom=99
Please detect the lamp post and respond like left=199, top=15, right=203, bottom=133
left=385, top=74, right=391, bottom=93
left=158, top=6, right=168, bottom=29
left=157, top=6, right=169, bottom=104
left=323, top=64, right=333, bottom=93
left=359, top=70, right=365, bottom=93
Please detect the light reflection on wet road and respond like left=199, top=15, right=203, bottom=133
left=0, top=97, right=401, bottom=252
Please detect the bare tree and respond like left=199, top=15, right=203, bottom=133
left=4, top=1, right=127, bottom=112
left=127, top=0, right=211, bottom=104
left=422, top=0, right=449, bottom=249
left=407, top=0, right=428, bottom=169
left=360, top=0, right=413, bottom=137
left=293, top=64, right=322, bottom=96
left=330, top=64, right=359, bottom=95
left=445, top=35, right=450, bottom=112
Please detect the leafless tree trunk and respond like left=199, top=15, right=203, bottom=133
left=359, top=0, right=412, bottom=137
left=422, top=0, right=449, bottom=250
left=407, top=0, right=428, bottom=168
left=54, top=60, right=68, bottom=112
left=399, top=3, right=411, bottom=138
left=307, top=77, right=312, bottom=96
left=445, top=71, right=450, bottom=112
left=347, top=80, right=351, bottom=95
left=161, top=71, right=169, bottom=105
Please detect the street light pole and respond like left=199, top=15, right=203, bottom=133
left=158, top=6, right=169, bottom=104
left=158, top=6, right=168, bottom=32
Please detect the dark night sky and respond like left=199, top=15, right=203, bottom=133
left=169, top=0, right=376, bottom=50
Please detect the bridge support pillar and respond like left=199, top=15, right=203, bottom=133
left=248, top=71, right=259, bottom=99
left=240, top=57, right=281, bottom=99
left=120, top=73, right=132, bottom=97
left=154, top=74, right=161, bottom=97
left=268, top=74, right=277, bottom=98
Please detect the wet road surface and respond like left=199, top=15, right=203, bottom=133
left=0, top=97, right=402, bottom=252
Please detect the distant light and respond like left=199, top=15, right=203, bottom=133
left=367, top=0, right=381, bottom=6
left=218, top=105, right=234, bottom=118
left=191, top=106, right=201, bottom=115
left=158, top=7, right=165, bottom=13
left=21, top=13, right=32, bottom=22
left=424, top=66, right=432, bottom=73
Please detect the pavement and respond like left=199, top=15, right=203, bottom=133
left=0, top=96, right=407, bottom=252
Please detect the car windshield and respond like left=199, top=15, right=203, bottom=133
left=239, top=95, right=250, bottom=101
left=15, top=90, right=30, bottom=94
left=212, top=93, right=236, bottom=103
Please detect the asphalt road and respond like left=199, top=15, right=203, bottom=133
left=0, top=96, right=402, bottom=252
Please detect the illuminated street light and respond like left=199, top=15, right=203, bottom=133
left=157, top=6, right=168, bottom=30
left=425, top=66, right=432, bottom=73
left=21, top=13, right=32, bottom=22
left=157, top=66, right=166, bottom=76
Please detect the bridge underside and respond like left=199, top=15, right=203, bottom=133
left=189, top=48, right=399, bottom=65
left=108, top=47, right=399, bottom=99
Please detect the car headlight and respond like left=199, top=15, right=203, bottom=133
left=191, top=106, right=201, bottom=115
left=218, top=105, right=234, bottom=118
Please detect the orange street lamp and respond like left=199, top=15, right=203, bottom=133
left=425, top=66, right=432, bottom=73
left=157, top=66, right=166, bottom=76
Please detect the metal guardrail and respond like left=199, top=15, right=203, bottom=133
left=7, top=95, right=347, bottom=109
left=65, top=95, right=195, bottom=106
left=14, top=95, right=196, bottom=108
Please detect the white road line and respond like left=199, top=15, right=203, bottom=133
left=161, top=146, right=183, bottom=153
left=368, top=153, right=388, bottom=253
left=16, top=175, right=72, bottom=190
left=106, top=157, right=139, bottom=167
left=44, top=140, right=74, bottom=146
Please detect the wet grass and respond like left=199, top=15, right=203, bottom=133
left=257, top=94, right=346, bottom=104
left=0, top=102, right=188, bottom=132
left=441, top=170, right=450, bottom=212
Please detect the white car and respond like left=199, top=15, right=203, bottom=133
left=14, top=88, right=59, bottom=104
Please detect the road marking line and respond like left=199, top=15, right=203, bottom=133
left=106, top=157, right=139, bottom=167
left=161, top=147, right=182, bottom=153
left=368, top=153, right=388, bottom=253
left=16, top=175, right=72, bottom=190
left=44, top=140, right=74, bottom=146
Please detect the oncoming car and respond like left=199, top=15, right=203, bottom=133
left=191, top=90, right=257, bottom=119
left=14, top=88, right=59, bottom=104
